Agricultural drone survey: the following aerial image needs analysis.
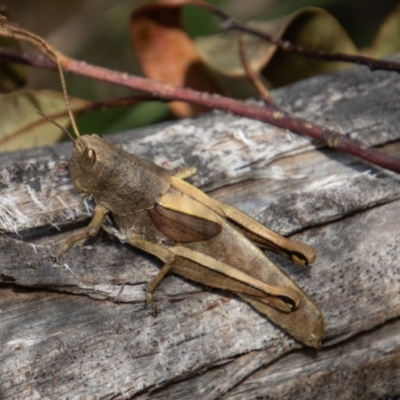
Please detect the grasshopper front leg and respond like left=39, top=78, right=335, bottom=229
left=55, top=204, right=108, bottom=259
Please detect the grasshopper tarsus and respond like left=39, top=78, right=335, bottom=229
left=277, top=295, right=298, bottom=312
left=145, top=291, right=158, bottom=316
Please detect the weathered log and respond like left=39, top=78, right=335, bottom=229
left=1, top=59, right=400, bottom=399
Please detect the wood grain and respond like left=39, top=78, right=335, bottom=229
left=1, top=61, right=400, bottom=399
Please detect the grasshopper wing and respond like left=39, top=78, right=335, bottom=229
left=148, top=187, right=222, bottom=243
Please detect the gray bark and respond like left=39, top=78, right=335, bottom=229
left=1, top=60, right=400, bottom=399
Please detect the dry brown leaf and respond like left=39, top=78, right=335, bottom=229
left=0, top=90, right=88, bottom=152
left=130, top=2, right=359, bottom=102
left=130, top=0, right=223, bottom=117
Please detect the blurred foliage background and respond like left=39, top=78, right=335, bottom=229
left=1, top=0, right=399, bottom=136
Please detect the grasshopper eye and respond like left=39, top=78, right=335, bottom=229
left=82, top=147, right=96, bottom=169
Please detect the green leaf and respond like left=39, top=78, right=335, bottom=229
left=0, top=89, right=88, bottom=152
left=194, top=7, right=357, bottom=88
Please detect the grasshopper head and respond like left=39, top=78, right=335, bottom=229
left=69, top=134, right=107, bottom=196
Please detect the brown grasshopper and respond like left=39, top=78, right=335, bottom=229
left=0, top=21, right=324, bottom=348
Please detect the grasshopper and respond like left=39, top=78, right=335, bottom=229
left=0, top=21, right=324, bottom=348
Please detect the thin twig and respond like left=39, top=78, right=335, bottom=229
left=199, top=1, right=400, bottom=74
left=0, top=46, right=54, bottom=68
left=83, top=94, right=159, bottom=111
left=238, top=33, right=272, bottom=104
left=0, top=47, right=400, bottom=174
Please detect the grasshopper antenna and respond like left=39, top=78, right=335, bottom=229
left=36, top=110, right=76, bottom=145
left=55, top=57, right=81, bottom=139
left=0, top=19, right=81, bottom=138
